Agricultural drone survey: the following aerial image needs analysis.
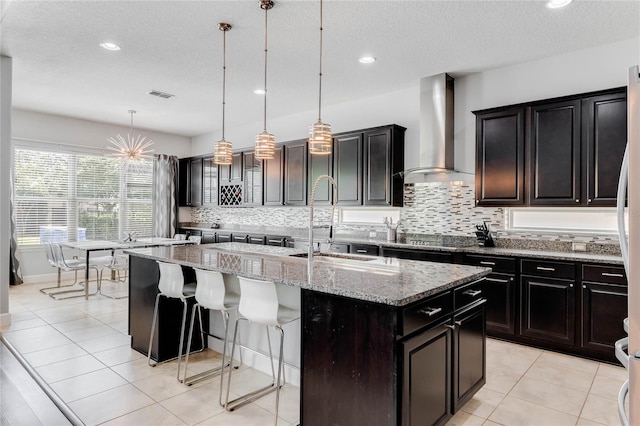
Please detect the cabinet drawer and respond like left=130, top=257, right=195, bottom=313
left=454, top=279, right=485, bottom=311
left=582, top=264, right=627, bottom=285
left=326, top=243, right=349, bottom=253
left=266, top=236, right=288, bottom=247
left=521, top=259, right=575, bottom=280
left=402, top=291, right=453, bottom=336
left=464, top=254, right=515, bottom=273
left=201, top=232, right=215, bottom=244
left=350, top=244, right=379, bottom=256
left=248, top=235, right=265, bottom=245
left=216, top=233, right=232, bottom=243
left=232, top=234, right=248, bottom=243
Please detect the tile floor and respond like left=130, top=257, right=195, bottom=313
left=1, top=280, right=627, bottom=425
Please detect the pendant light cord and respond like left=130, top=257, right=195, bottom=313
left=129, top=110, right=135, bottom=135
left=263, top=4, right=269, bottom=132
left=318, top=0, right=323, bottom=122
left=222, top=28, right=227, bottom=140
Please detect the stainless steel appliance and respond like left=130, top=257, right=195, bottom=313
left=616, top=65, right=640, bottom=425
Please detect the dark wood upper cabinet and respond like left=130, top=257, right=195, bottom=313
left=475, top=87, right=626, bottom=207
left=202, top=157, right=218, bottom=206
left=363, top=125, right=405, bottom=206
left=334, top=132, right=363, bottom=205
left=308, top=146, right=333, bottom=205
left=284, top=140, right=308, bottom=206
left=582, top=90, right=627, bottom=206
left=230, top=152, right=242, bottom=182
left=178, top=157, right=203, bottom=207
left=263, top=146, right=284, bottom=206
left=243, top=151, right=262, bottom=206
left=474, top=108, right=525, bottom=206
left=529, top=99, right=581, bottom=206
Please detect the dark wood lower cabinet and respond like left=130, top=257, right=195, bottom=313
left=519, top=275, right=575, bottom=346
left=301, top=287, right=486, bottom=426
left=452, top=302, right=486, bottom=412
left=402, top=322, right=452, bottom=426
left=480, top=273, right=515, bottom=336
left=581, top=282, right=628, bottom=361
left=129, top=256, right=207, bottom=362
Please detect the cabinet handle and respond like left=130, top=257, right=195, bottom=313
left=583, top=285, right=587, bottom=289
left=485, top=277, right=510, bottom=284
left=463, top=289, right=482, bottom=297
left=588, top=198, right=592, bottom=203
left=268, top=239, right=281, bottom=244
left=444, top=324, right=455, bottom=330
left=356, top=249, right=368, bottom=253
left=536, top=266, right=555, bottom=272
left=480, top=261, right=496, bottom=266
left=602, top=272, right=624, bottom=278
left=417, top=307, right=442, bottom=317
left=575, top=199, right=580, bottom=203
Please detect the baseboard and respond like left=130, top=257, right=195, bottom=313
left=208, top=337, right=300, bottom=387
left=0, top=312, right=11, bottom=327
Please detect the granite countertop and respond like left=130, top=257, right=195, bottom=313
left=125, top=242, right=491, bottom=307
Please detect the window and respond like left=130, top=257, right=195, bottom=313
left=13, top=144, right=153, bottom=246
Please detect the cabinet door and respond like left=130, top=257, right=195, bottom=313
left=202, top=157, right=218, bottom=206
left=243, top=151, right=263, bottom=206
left=480, top=273, right=515, bottom=336
left=581, top=282, right=627, bottom=356
left=519, top=275, right=575, bottom=346
left=284, top=140, right=308, bottom=206
left=582, top=91, right=627, bottom=206
left=189, top=158, right=203, bottom=207
left=229, top=152, right=243, bottom=182
left=334, top=132, right=363, bottom=205
left=364, top=127, right=392, bottom=206
left=529, top=100, right=581, bottom=205
left=401, top=323, right=451, bottom=426
left=308, top=146, right=333, bottom=205
left=452, top=302, right=486, bottom=413
left=178, top=158, right=190, bottom=206
left=263, top=146, right=284, bottom=206
left=475, top=108, right=525, bottom=206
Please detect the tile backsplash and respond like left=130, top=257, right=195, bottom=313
left=190, top=181, right=621, bottom=250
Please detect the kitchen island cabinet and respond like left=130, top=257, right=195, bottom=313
left=125, top=243, right=490, bottom=426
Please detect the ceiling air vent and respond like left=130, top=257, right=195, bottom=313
left=147, top=90, right=175, bottom=99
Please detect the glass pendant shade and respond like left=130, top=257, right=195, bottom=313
left=308, top=120, right=332, bottom=155
left=254, top=130, right=275, bottom=160
left=213, top=138, right=233, bottom=165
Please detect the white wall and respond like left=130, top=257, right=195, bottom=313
left=11, top=109, right=192, bottom=281
left=455, top=37, right=639, bottom=174
left=192, top=38, right=639, bottom=179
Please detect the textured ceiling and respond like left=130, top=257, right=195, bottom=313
left=1, top=0, right=638, bottom=137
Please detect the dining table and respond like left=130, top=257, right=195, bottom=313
left=61, top=238, right=196, bottom=300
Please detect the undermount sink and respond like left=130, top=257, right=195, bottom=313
left=289, top=252, right=376, bottom=262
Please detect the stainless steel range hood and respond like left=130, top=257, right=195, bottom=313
left=399, top=73, right=473, bottom=183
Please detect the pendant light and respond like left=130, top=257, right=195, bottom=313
left=213, top=23, right=233, bottom=165
left=107, top=110, right=155, bottom=172
left=254, top=0, right=276, bottom=160
left=308, top=0, right=332, bottom=155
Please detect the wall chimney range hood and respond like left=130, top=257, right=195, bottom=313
left=399, top=73, right=473, bottom=183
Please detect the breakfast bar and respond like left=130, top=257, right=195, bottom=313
left=126, top=243, right=490, bottom=426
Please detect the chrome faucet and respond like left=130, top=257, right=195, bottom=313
left=308, top=174, right=338, bottom=260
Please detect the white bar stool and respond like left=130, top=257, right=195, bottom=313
left=147, top=261, right=201, bottom=382
left=182, top=269, right=239, bottom=399
left=224, top=276, right=300, bottom=425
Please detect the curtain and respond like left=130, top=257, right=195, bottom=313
left=9, top=168, right=23, bottom=285
left=152, top=154, right=178, bottom=238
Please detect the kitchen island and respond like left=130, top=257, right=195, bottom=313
left=126, top=243, right=490, bottom=426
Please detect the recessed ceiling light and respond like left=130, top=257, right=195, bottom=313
left=100, top=42, right=121, bottom=51
left=546, top=0, right=572, bottom=9
left=254, top=89, right=266, bottom=95
left=359, top=56, right=376, bottom=64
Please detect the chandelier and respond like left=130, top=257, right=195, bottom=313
left=107, top=110, right=154, bottom=172
left=213, top=23, right=233, bottom=165
left=254, top=0, right=276, bottom=160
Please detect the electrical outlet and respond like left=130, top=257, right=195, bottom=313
left=572, top=242, right=587, bottom=252
left=369, top=231, right=377, bottom=238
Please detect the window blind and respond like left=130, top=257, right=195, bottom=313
left=13, top=146, right=154, bottom=246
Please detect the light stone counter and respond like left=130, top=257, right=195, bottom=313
left=125, top=242, right=490, bottom=306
